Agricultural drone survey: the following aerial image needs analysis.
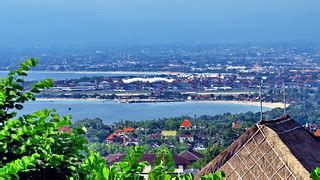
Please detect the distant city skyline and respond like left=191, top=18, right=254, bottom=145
left=1, top=0, right=320, bottom=48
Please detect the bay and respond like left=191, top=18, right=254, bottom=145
left=1, top=71, right=269, bottom=123
left=19, top=100, right=268, bottom=123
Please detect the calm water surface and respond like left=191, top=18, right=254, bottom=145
left=19, top=100, right=268, bottom=123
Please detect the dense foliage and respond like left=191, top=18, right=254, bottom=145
left=311, top=167, right=320, bottom=180
left=73, top=118, right=112, bottom=142
left=0, top=59, right=97, bottom=179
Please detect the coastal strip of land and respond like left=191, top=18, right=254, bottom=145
left=36, top=98, right=285, bottom=109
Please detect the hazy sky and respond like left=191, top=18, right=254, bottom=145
left=1, top=0, right=320, bottom=47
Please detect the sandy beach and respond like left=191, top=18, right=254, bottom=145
left=207, top=100, right=286, bottom=109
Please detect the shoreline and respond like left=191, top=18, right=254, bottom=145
left=36, top=98, right=285, bottom=109
left=204, top=100, right=285, bottom=109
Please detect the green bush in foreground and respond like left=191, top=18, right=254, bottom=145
left=0, top=58, right=93, bottom=179
left=311, top=167, right=320, bottom=180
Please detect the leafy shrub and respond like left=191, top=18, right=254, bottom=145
left=311, top=167, right=320, bottom=180
left=72, top=151, right=110, bottom=180
left=199, top=171, right=225, bottom=180
left=111, top=146, right=148, bottom=179
left=0, top=59, right=96, bottom=179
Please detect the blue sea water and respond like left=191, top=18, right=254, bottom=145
left=19, top=100, right=267, bottom=123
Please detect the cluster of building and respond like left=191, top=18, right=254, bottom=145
left=37, top=61, right=320, bottom=105
left=49, top=67, right=320, bottom=94
left=161, top=119, right=195, bottom=144
left=2, top=46, right=319, bottom=74
left=5, top=46, right=315, bottom=105
left=106, top=127, right=137, bottom=146
left=104, top=115, right=320, bottom=178
left=104, top=120, right=206, bottom=176
left=105, top=119, right=197, bottom=146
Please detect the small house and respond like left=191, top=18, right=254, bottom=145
left=179, top=134, right=194, bottom=143
left=116, top=129, right=125, bottom=136
left=123, top=127, right=135, bottom=133
left=180, top=119, right=192, bottom=130
left=106, top=133, right=127, bottom=144
left=314, top=129, right=320, bottom=137
left=58, top=126, right=72, bottom=133
left=161, top=130, right=177, bottom=139
left=232, top=122, right=241, bottom=129
left=179, top=149, right=204, bottom=163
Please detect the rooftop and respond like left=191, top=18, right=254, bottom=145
left=161, top=130, right=177, bottom=137
left=314, top=129, right=320, bottom=137
left=179, top=149, right=204, bottom=162
left=181, top=119, right=192, bottom=127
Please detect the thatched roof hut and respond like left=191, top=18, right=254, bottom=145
left=197, top=115, right=320, bottom=179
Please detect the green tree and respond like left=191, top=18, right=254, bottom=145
left=311, top=167, right=320, bottom=180
left=73, top=118, right=112, bottom=142
left=0, top=58, right=52, bottom=124
left=73, top=151, right=111, bottom=180
left=0, top=59, right=106, bottom=179
left=111, top=146, right=148, bottom=179
left=199, top=171, right=225, bottom=180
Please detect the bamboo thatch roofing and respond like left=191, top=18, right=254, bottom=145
left=197, top=115, right=320, bottom=179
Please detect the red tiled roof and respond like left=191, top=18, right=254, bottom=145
left=314, top=129, right=320, bottom=137
left=107, top=133, right=118, bottom=140
left=115, top=128, right=135, bottom=134
left=123, top=127, right=135, bottom=133
left=181, top=119, right=192, bottom=127
left=59, top=126, right=72, bottom=133
left=232, top=122, right=241, bottom=129
left=116, top=129, right=124, bottom=133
